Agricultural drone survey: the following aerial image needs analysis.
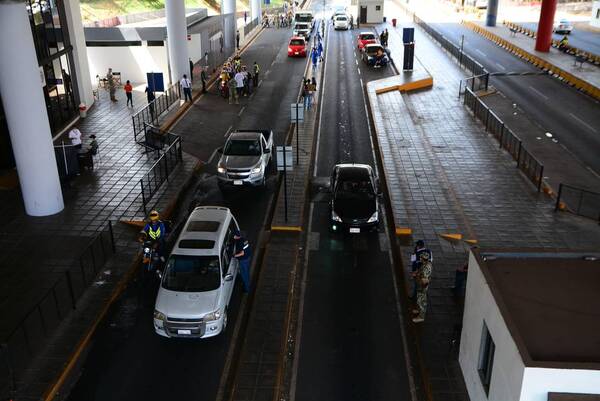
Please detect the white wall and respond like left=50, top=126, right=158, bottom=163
left=520, top=368, right=600, bottom=401
left=591, top=1, right=600, bottom=28
left=459, top=252, right=526, bottom=401
left=87, top=44, right=169, bottom=86
left=187, top=33, right=203, bottom=64
left=367, top=1, right=384, bottom=23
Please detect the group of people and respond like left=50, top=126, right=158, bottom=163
left=379, top=28, right=389, bottom=47
left=263, top=12, right=294, bottom=28
left=218, top=54, right=261, bottom=105
left=301, top=77, right=318, bottom=110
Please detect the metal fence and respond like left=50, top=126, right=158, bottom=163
left=464, top=88, right=544, bottom=191
left=1, top=222, right=116, bottom=396
left=140, top=128, right=183, bottom=215
left=555, top=184, right=600, bottom=222
left=132, top=83, right=181, bottom=144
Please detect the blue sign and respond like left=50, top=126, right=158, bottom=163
left=146, top=72, right=165, bottom=92
left=264, top=0, right=270, bottom=5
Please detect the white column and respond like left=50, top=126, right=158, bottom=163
left=0, top=1, right=64, bottom=216
left=251, top=0, right=261, bottom=23
left=165, top=0, right=189, bottom=84
left=63, top=0, right=94, bottom=107
left=221, top=0, right=236, bottom=50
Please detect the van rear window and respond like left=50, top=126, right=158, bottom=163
left=186, top=221, right=220, bottom=232
left=178, top=239, right=216, bottom=249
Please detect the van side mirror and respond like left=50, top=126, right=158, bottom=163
left=224, top=273, right=234, bottom=282
left=217, top=147, right=224, bottom=154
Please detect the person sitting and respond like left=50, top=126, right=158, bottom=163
left=558, top=35, right=569, bottom=51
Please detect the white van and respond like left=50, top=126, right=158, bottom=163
left=153, top=206, right=240, bottom=339
left=295, top=11, right=314, bottom=29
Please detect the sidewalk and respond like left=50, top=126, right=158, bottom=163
left=0, top=84, right=198, bottom=399
left=368, top=5, right=600, bottom=400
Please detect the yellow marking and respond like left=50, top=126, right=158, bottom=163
left=375, top=77, right=434, bottom=95
left=271, top=226, right=302, bottom=232
left=464, top=239, right=478, bottom=245
left=440, top=233, right=463, bottom=241
left=121, top=219, right=145, bottom=228
left=395, top=227, right=412, bottom=236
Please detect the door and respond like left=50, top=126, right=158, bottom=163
left=360, top=6, right=367, bottom=24
left=221, top=229, right=236, bottom=306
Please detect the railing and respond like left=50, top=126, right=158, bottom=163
left=464, top=88, right=544, bottom=191
left=132, top=83, right=181, bottom=144
left=1, top=222, right=116, bottom=395
left=140, top=127, right=183, bottom=215
left=555, top=184, right=600, bottom=222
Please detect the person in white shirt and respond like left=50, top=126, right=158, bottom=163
left=68, top=127, right=82, bottom=149
left=181, top=74, right=192, bottom=102
left=234, top=71, right=244, bottom=104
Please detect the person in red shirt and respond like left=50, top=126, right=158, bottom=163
left=124, top=80, right=133, bottom=107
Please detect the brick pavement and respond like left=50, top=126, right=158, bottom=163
left=368, top=7, right=600, bottom=400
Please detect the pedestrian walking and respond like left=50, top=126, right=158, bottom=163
left=68, top=127, right=83, bottom=149
left=383, top=29, right=389, bottom=47
left=317, top=40, right=324, bottom=62
left=89, top=135, right=99, bottom=155
left=124, top=80, right=133, bottom=107
left=302, top=79, right=313, bottom=109
left=311, top=47, right=318, bottom=71
left=106, top=68, right=117, bottom=101
left=310, top=77, right=317, bottom=106
left=181, top=74, right=192, bottom=102
left=410, top=240, right=433, bottom=299
left=379, top=30, right=385, bottom=45
left=228, top=75, right=237, bottom=104
left=201, top=66, right=208, bottom=93
left=234, top=70, right=244, bottom=104
left=412, top=252, right=433, bottom=323
left=234, top=230, right=252, bottom=292
left=349, top=14, right=354, bottom=29
left=242, top=66, right=250, bottom=96
left=236, top=30, right=240, bottom=49
left=204, top=51, right=209, bottom=66
left=453, top=262, right=468, bottom=297
left=145, top=86, right=155, bottom=117
left=253, top=61, right=260, bottom=87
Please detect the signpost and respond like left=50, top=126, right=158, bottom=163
left=290, top=103, right=304, bottom=165
left=276, top=145, right=293, bottom=222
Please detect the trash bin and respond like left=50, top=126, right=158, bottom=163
left=392, top=18, right=397, bottom=27
left=79, top=103, right=87, bottom=118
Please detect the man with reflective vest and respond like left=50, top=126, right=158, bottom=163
left=253, top=61, right=260, bottom=87
left=140, top=210, right=166, bottom=260
left=234, top=230, right=252, bottom=293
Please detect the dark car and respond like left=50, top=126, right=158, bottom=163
left=361, top=44, right=390, bottom=67
left=330, top=164, right=380, bottom=234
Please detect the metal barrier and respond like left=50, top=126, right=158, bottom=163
left=132, top=83, right=181, bottom=144
left=555, top=184, right=600, bottom=222
left=1, top=222, right=116, bottom=394
left=140, top=128, right=183, bottom=214
left=464, top=88, right=544, bottom=191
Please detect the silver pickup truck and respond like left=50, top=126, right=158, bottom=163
left=217, top=130, right=274, bottom=188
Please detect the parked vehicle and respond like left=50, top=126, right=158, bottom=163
left=329, top=164, right=381, bottom=234
left=333, top=15, right=350, bottom=30
left=553, top=19, right=573, bottom=34
left=153, top=206, right=240, bottom=339
left=217, top=130, right=274, bottom=188
left=361, top=43, right=390, bottom=67
left=293, top=22, right=312, bottom=39
left=288, top=36, right=308, bottom=57
left=357, top=32, right=377, bottom=50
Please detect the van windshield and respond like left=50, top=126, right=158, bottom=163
left=162, top=255, right=221, bottom=292
left=295, top=14, right=313, bottom=23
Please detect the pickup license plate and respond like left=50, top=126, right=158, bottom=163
left=233, top=180, right=243, bottom=186
left=177, top=329, right=192, bottom=335
left=349, top=228, right=360, bottom=234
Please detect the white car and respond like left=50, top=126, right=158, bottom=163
left=475, top=0, right=488, bottom=8
left=553, top=19, right=573, bottom=34
left=153, top=206, right=240, bottom=339
left=293, top=22, right=312, bottom=39
left=334, top=15, right=349, bottom=30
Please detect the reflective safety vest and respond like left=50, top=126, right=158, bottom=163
left=145, top=222, right=164, bottom=240
left=253, top=64, right=260, bottom=74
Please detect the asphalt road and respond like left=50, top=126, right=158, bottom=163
left=519, top=21, right=600, bottom=56
left=431, top=22, right=600, bottom=176
left=65, top=25, right=310, bottom=401
left=292, top=20, right=413, bottom=401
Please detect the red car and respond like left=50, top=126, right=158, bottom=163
left=357, top=32, right=377, bottom=50
left=288, top=36, right=307, bottom=57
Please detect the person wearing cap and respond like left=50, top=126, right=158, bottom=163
left=140, top=210, right=166, bottom=260
left=410, top=240, right=433, bottom=299
left=89, top=135, right=99, bottom=155
left=412, top=251, right=433, bottom=323
left=234, top=230, right=252, bottom=292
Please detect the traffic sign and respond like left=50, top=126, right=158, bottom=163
left=290, top=103, right=304, bottom=122
left=276, top=146, right=293, bottom=171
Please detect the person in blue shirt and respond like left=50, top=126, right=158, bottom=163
left=234, top=230, right=252, bottom=293
left=317, top=40, right=324, bottom=62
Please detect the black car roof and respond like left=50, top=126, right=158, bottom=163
left=337, top=166, right=370, bottom=181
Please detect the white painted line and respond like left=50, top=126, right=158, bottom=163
left=355, top=59, right=359, bottom=65
left=475, top=49, right=487, bottom=58
left=569, top=112, right=599, bottom=133
left=224, top=125, right=233, bottom=137
left=207, top=147, right=220, bottom=164
left=528, top=85, right=549, bottom=101
left=238, top=106, right=246, bottom=116
left=357, top=68, right=361, bottom=75
left=313, top=22, right=330, bottom=178
left=360, top=78, right=363, bottom=86
left=258, top=80, right=263, bottom=87
left=495, top=62, right=506, bottom=71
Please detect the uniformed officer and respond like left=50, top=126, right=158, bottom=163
left=234, top=230, right=252, bottom=292
left=140, top=210, right=166, bottom=260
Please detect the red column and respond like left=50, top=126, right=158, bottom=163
left=535, top=0, right=557, bottom=52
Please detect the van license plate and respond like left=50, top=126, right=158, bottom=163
left=178, top=329, right=192, bottom=335
left=233, top=180, right=243, bottom=185
left=349, top=228, right=360, bottom=233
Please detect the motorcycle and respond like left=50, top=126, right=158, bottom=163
left=219, top=79, right=229, bottom=98
left=142, top=239, right=162, bottom=273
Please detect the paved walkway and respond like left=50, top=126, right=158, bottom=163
left=368, top=6, right=600, bottom=400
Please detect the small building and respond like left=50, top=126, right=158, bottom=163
left=459, top=249, right=600, bottom=401
left=355, top=0, right=384, bottom=24
left=592, top=1, right=600, bottom=28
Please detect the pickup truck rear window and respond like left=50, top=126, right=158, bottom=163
left=224, top=139, right=261, bottom=156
